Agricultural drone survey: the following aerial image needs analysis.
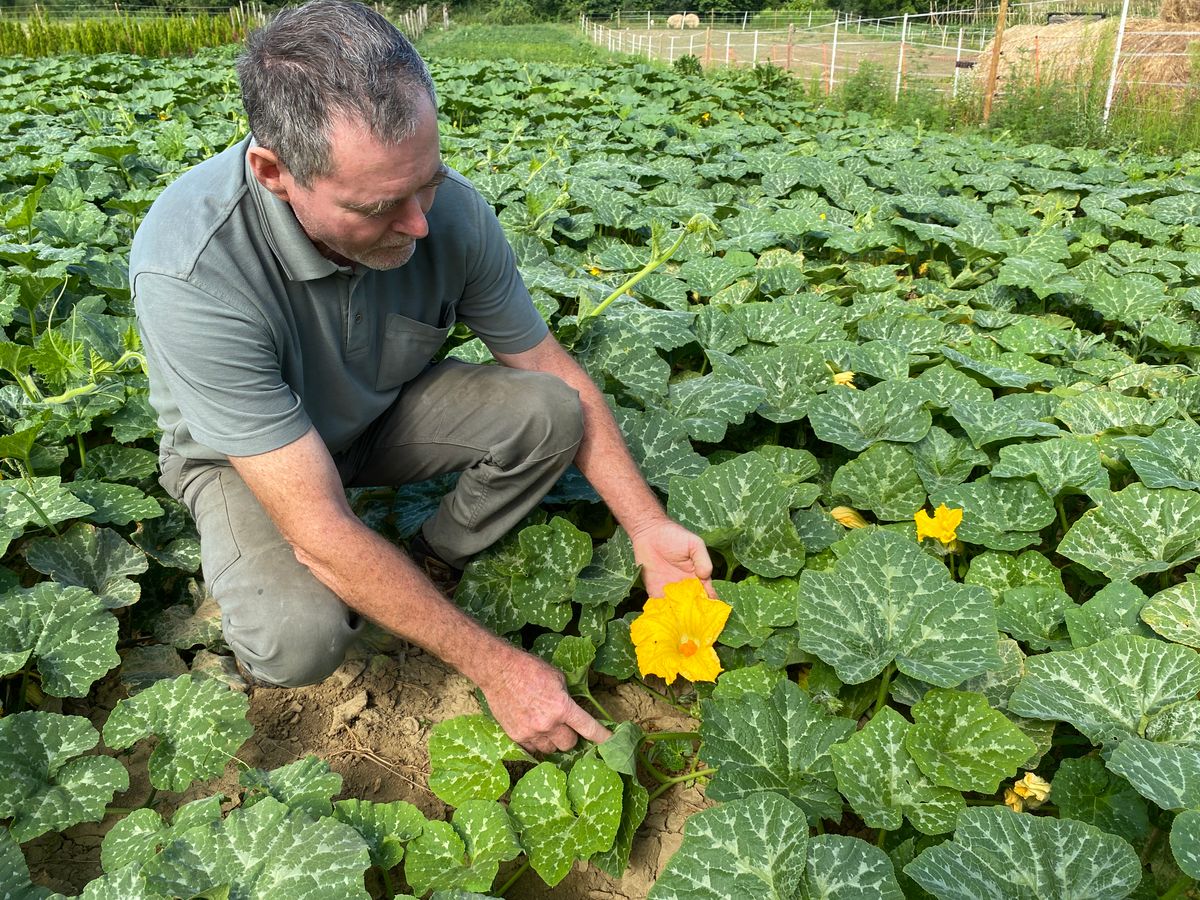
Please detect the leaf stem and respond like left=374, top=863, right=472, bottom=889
left=647, top=768, right=717, bottom=803
left=585, top=229, right=690, bottom=320
left=580, top=685, right=613, bottom=723
left=1056, top=498, right=1069, bottom=534
left=638, top=750, right=672, bottom=785
left=497, top=859, right=530, bottom=897
left=875, top=827, right=887, bottom=848
left=872, top=664, right=895, bottom=719
left=379, top=865, right=396, bottom=900
left=15, top=667, right=31, bottom=714
left=636, top=679, right=696, bottom=717
left=1141, top=825, right=1164, bottom=867
left=77, top=433, right=87, bottom=470
left=642, top=731, right=701, bottom=744
left=142, top=787, right=158, bottom=810
left=1159, top=875, right=1194, bottom=900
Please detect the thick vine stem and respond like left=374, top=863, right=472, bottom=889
left=497, top=859, right=531, bottom=897
left=873, top=664, right=895, bottom=719
left=1159, top=876, right=1194, bottom=900
left=647, top=768, right=717, bottom=803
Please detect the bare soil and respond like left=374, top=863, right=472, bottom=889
left=24, top=635, right=706, bottom=899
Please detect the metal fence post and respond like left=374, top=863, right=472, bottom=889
left=1102, top=0, right=1132, bottom=126
left=753, top=30, right=759, bottom=63
left=787, top=22, right=794, bottom=70
left=669, top=34, right=676, bottom=63
left=953, top=26, right=964, bottom=97
left=829, top=15, right=839, bottom=93
left=894, top=12, right=909, bottom=101
left=725, top=30, right=731, bottom=64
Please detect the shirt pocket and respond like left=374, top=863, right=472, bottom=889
left=375, top=310, right=455, bottom=391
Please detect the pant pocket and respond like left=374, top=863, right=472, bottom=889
left=187, top=467, right=243, bottom=589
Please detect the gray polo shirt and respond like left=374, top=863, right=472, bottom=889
left=131, top=134, right=547, bottom=462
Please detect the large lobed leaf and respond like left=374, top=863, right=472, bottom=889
left=23, top=522, right=148, bottom=609
left=102, top=674, right=252, bottom=792
left=427, top=715, right=532, bottom=807
left=796, top=529, right=1000, bottom=686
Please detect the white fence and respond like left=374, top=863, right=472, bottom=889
left=584, top=1, right=1200, bottom=121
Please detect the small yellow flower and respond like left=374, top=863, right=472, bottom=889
left=158, top=112, right=170, bottom=120
left=914, top=504, right=963, bottom=545
left=589, top=266, right=601, bottom=276
left=1004, top=788, right=1025, bottom=813
left=700, top=111, right=711, bottom=122
left=630, top=578, right=731, bottom=686
left=819, top=212, right=827, bottom=220
left=1012, top=772, right=1050, bottom=807
left=832, top=370, right=856, bottom=389
left=918, top=261, right=929, bottom=276
left=830, top=506, right=868, bottom=529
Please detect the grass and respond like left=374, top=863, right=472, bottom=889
left=418, top=22, right=616, bottom=66
left=0, top=7, right=260, bottom=56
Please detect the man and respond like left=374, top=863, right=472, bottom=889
left=132, top=0, right=713, bottom=755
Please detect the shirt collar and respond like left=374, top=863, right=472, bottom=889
left=244, top=137, right=344, bottom=282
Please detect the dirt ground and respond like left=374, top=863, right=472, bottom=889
left=24, top=634, right=707, bottom=899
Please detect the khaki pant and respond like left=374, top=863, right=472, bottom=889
left=160, top=360, right=583, bottom=687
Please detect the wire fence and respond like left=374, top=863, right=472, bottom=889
left=583, top=1, right=1200, bottom=122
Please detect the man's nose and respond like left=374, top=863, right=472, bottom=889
left=391, top=197, right=428, bottom=239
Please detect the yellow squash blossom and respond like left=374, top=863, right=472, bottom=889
left=830, top=506, right=869, bottom=529
left=1012, top=772, right=1050, bottom=807
left=914, top=504, right=963, bottom=545
left=1004, top=788, right=1025, bottom=813
left=832, top=370, right=857, bottom=389
left=630, top=578, right=731, bottom=685
left=588, top=266, right=602, bottom=276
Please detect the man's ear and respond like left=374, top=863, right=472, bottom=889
left=247, top=145, right=293, bottom=202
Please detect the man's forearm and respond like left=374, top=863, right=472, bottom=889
left=293, top=512, right=515, bottom=688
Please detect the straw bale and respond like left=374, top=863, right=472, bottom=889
left=978, top=18, right=1200, bottom=89
left=1161, top=0, right=1200, bottom=24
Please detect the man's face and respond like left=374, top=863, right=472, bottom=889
left=280, top=100, right=445, bottom=270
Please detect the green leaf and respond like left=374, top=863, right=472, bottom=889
left=1141, top=574, right=1200, bottom=648
left=904, top=689, right=1037, bottom=793
left=1058, top=484, right=1200, bottom=580
left=911, top=427, right=989, bottom=494
left=933, top=477, right=1055, bottom=551
left=1065, top=581, right=1154, bottom=648
left=77, top=864, right=167, bottom=900
left=612, top=405, right=708, bottom=492
left=573, top=528, right=638, bottom=608
left=1107, top=738, right=1200, bottom=810
left=597, top=721, right=644, bottom=777
left=991, top=437, right=1109, bottom=499
left=101, top=796, right=225, bottom=874
left=964, top=550, right=1063, bottom=604
left=808, top=382, right=931, bottom=451
left=1008, top=635, right=1200, bottom=744
left=131, top=497, right=200, bottom=572
left=510, top=517, right=592, bottom=631
left=427, top=715, right=532, bottom=806
left=68, top=479, right=162, bottom=526
left=0, top=712, right=128, bottom=842
left=404, top=800, right=520, bottom=896
left=668, top=452, right=807, bottom=578
left=333, top=798, right=426, bottom=872
left=904, top=806, right=1141, bottom=899
left=77, top=444, right=159, bottom=483
left=831, top=443, right=926, bottom=522
left=456, top=527, right=530, bottom=635
left=141, top=797, right=371, bottom=899
left=1, top=827, right=60, bottom=899
left=997, top=256, right=1085, bottom=299
left=802, top=834, right=904, bottom=900
left=1052, top=756, right=1150, bottom=843
left=940, top=347, right=1056, bottom=389
left=24, top=522, right=148, bottom=609
left=995, top=585, right=1074, bottom=651
left=948, top=398, right=1062, bottom=448
left=240, top=756, right=343, bottom=820
left=0, top=476, right=94, bottom=556
left=912, top=363, right=992, bottom=409
left=102, top=674, right=253, bottom=792
left=591, top=772, right=649, bottom=879
left=831, top=707, right=963, bottom=835
left=594, top=615, right=637, bottom=680
left=708, top=344, right=827, bottom=423
left=509, top=756, right=623, bottom=887
left=0, top=582, right=119, bottom=696
left=1055, top=392, right=1177, bottom=436
left=648, top=792, right=808, bottom=900
left=1081, top=271, right=1168, bottom=326
left=1120, top=420, right=1200, bottom=489
left=717, top=576, right=799, bottom=649
left=667, top=373, right=767, bottom=442
left=796, top=529, right=1000, bottom=686
left=700, top=679, right=854, bottom=823
left=1170, top=809, right=1200, bottom=879
left=550, top=635, right=595, bottom=692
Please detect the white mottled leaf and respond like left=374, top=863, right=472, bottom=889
left=1171, top=809, right=1200, bottom=879
left=667, top=373, right=767, bottom=442
left=333, top=798, right=425, bottom=872
left=404, top=800, right=520, bottom=895
left=427, top=715, right=532, bottom=806
left=1107, top=738, right=1200, bottom=811
left=904, top=806, right=1141, bottom=899
left=102, top=674, right=252, bottom=792
left=100, top=796, right=224, bottom=874
left=933, top=477, right=1055, bottom=552
left=808, top=381, right=931, bottom=451
left=802, top=834, right=904, bottom=900
left=241, top=755, right=343, bottom=819
left=1065, top=581, right=1153, bottom=648
left=1141, top=574, right=1200, bottom=648
left=1052, top=756, right=1149, bottom=843
left=1120, top=419, right=1200, bottom=489
left=0, top=476, right=94, bottom=556
left=831, top=443, right=926, bottom=522
left=24, top=522, right=148, bottom=609
left=991, top=437, right=1109, bottom=499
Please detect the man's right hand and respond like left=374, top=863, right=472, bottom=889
left=479, top=647, right=611, bottom=755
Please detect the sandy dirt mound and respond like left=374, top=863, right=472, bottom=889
left=24, top=638, right=705, bottom=899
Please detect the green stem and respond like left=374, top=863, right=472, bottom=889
left=642, top=731, right=701, bottom=744
left=15, top=667, right=30, bottom=714
left=12, top=487, right=61, bottom=536
left=379, top=865, right=396, bottom=900
left=636, top=679, right=696, bottom=717
left=580, top=686, right=613, bottom=723
left=585, top=227, right=691, bottom=319
left=1159, top=875, right=1194, bottom=900
left=873, top=664, right=895, bottom=719
left=497, top=859, right=530, bottom=897
left=142, top=787, right=158, bottom=810
left=875, top=827, right=887, bottom=848
left=76, top=433, right=87, bottom=470
left=647, top=768, right=717, bottom=803
left=1141, top=826, right=1164, bottom=867
left=638, top=749, right=672, bottom=785
left=1160, top=571, right=1172, bottom=592
left=1056, top=498, right=1069, bottom=534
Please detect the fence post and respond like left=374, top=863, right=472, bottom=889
left=1034, top=34, right=1040, bottom=83
left=981, top=0, right=1009, bottom=123
left=786, top=22, right=794, bottom=70
left=646, top=10, right=650, bottom=29
left=742, top=11, right=748, bottom=29
left=894, top=12, right=909, bottom=101
left=690, top=33, right=695, bottom=56
left=807, top=9, right=812, bottom=28
left=725, top=30, right=731, bottom=64
left=1102, top=0, right=1132, bottom=126
left=753, top=30, right=759, bottom=63
left=829, top=15, right=839, bottom=93
left=704, top=26, right=712, bottom=66
left=648, top=35, right=654, bottom=60
left=953, top=26, right=964, bottom=97
left=669, top=34, right=676, bottom=62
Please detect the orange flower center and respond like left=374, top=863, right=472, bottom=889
left=678, top=639, right=699, bottom=657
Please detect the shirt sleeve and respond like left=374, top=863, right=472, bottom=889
left=134, top=271, right=313, bottom=457
left=452, top=180, right=550, bottom=355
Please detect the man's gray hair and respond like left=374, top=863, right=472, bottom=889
left=237, top=0, right=437, bottom=186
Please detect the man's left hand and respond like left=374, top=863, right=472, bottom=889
left=629, top=518, right=715, bottom=598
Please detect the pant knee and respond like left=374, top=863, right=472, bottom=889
left=226, top=601, right=360, bottom=688
left=514, top=373, right=584, bottom=460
